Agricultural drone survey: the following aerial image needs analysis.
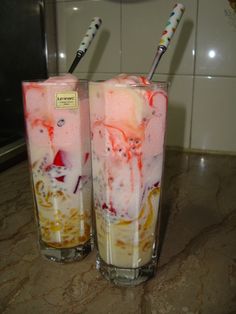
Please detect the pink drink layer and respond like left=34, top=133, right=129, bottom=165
left=23, top=75, right=92, bottom=248
left=89, top=74, right=168, bottom=268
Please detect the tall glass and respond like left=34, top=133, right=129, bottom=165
left=22, top=77, right=92, bottom=262
left=89, top=80, right=168, bottom=285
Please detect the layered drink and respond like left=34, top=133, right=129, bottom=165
left=89, top=74, right=168, bottom=284
left=23, top=75, right=92, bottom=262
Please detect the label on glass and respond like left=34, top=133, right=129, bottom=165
left=55, top=91, right=79, bottom=109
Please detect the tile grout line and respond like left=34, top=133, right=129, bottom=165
left=189, top=0, right=200, bottom=150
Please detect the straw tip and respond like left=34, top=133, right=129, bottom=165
left=92, top=17, right=102, bottom=24
left=175, top=3, right=185, bottom=11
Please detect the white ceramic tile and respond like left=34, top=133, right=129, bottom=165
left=153, top=74, right=194, bottom=148
left=121, top=0, right=197, bottom=75
left=191, top=76, right=236, bottom=152
left=56, top=0, right=121, bottom=74
left=196, top=0, right=236, bottom=76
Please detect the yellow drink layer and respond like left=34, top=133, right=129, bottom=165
left=96, top=187, right=160, bottom=268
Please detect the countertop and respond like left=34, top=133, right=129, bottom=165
left=0, top=150, right=236, bottom=314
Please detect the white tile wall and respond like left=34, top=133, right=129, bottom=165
left=195, top=0, right=236, bottom=76
left=56, top=0, right=121, bottom=74
left=121, top=0, right=197, bottom=75
left=191, top=76, right=236, bottom=152
left=55, top=0, right=236, bottom=154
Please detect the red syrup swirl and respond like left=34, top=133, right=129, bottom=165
left=146, top=90, right=168, bottom=109
left=45, top=150, right=66, bottom=182
left=102, top=202, right=117, bottom=215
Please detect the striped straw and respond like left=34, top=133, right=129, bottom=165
left=68, top=17, right=102, bottom=74
left=147, top=4, right=185, bottom=81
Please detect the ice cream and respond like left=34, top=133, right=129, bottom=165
left=89, top=74, right=168, bottom=268
left=23, top=75, right=92, bottom=248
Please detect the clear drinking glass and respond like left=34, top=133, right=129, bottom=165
left=22, top=77, right=92, bottom=262
left=89, top=80, right=168, bottom=285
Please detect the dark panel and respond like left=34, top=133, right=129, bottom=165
left=0, top=0, right=48, bottom=147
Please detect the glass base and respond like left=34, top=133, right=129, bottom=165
left=39, top=239, right=92, bottom=263
left=96, top=254, right=157, bottom=286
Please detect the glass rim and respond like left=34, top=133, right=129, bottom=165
left=89, top=80, right=169, bottom=89
left=22, top=78, right=87, bottom=85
